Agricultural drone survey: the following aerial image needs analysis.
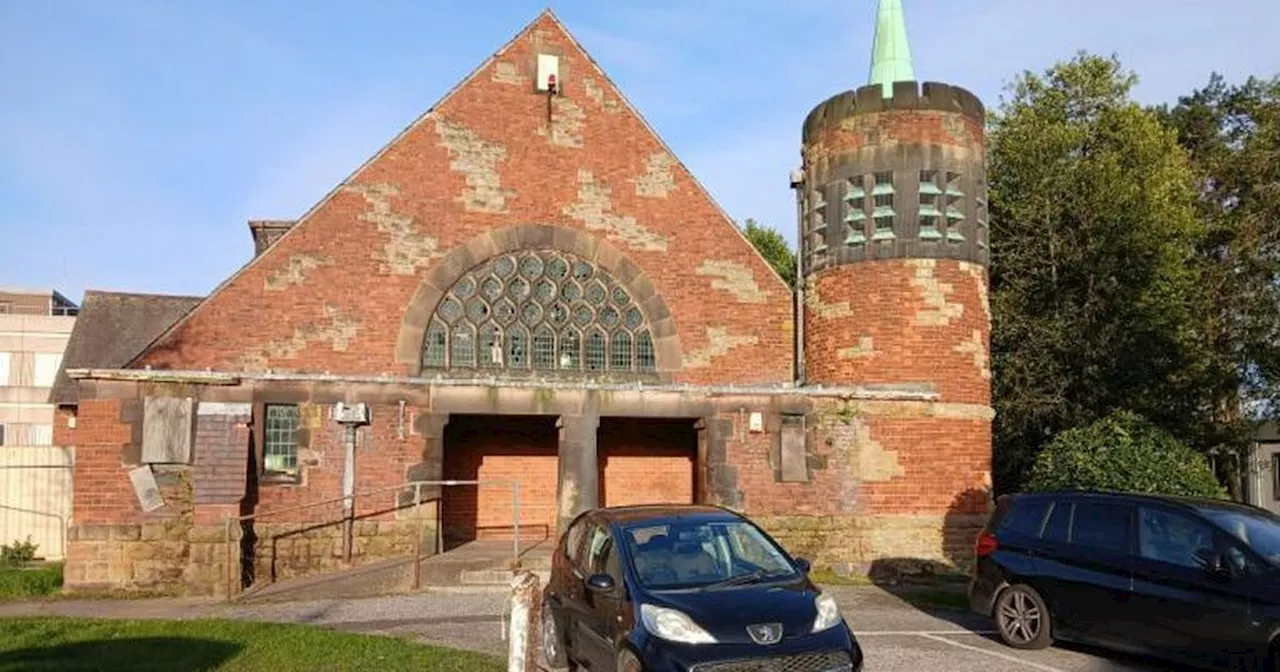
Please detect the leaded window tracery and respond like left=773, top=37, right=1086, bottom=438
left=421, top=250, right=658, bottom=375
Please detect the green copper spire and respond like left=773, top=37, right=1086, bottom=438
left=868, top=0, right=916, bottom=98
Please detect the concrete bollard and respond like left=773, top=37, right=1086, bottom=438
left=508, top=570, right=542, bottom=672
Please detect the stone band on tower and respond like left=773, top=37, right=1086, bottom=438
left=796, top=0, right=993, bottom=544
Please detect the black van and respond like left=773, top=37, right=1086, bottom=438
left=968, top=489, right=1280, bottom=671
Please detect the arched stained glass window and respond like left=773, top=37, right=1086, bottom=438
left=421, top=250, right=658, bottom=375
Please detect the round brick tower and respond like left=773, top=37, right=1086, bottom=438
left=798, top=4, right=990, bottom=407
left=794, top=0, right=993, bottom=565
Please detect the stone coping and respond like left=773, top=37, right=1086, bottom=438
left=65, top=367, right=941, bottom=402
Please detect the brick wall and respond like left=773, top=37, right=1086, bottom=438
left=441, top=415, right=560, bottom=542
left=805, top=259, right=990, bottom=405
left=599, top=418, right=696, bottom=508
left=191, top=403, right=250, bottom=505
left=252, top=402, right=426, bottom=524
left=134, top=12, right=793, bottom=386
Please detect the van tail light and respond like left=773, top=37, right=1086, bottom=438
left=975, top=531, right=998, bottom=557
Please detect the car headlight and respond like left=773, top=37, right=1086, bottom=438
left=640, top=604, right=717, bottom=644
left=812, top=592, right=842, bottom=632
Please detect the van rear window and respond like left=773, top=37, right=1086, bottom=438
left=998, top=498, right=1051, bottom=538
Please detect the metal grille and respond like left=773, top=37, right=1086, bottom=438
left=692, top=650, right=853, bottom=672
left=420, top=250, right=657, bottom=374
left=263, top=404, right=299, bottom=476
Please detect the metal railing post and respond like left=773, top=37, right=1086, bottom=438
left=413, top=483, right=423, bottom=591
left=512, top=480, right=520, bottom=569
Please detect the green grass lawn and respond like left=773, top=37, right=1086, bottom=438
left=0, top=618, right=504, bottom=672
left=0, top=563, right=62, bottom=600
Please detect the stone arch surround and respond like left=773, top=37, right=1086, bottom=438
left=396, top=223, right=683, bottom=377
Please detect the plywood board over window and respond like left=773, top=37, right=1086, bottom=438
left=142, top=397, right=195, bottom=464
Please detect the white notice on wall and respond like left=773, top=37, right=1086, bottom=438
left=128, top=465, right=165, bottom=512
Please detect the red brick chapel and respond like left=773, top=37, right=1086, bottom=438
left=49, top=9, right=992, bottom=596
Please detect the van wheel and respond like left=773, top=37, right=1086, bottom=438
left=993, top=584, right=1053, bottom=650
left=540, top=603, right=569, bottom=670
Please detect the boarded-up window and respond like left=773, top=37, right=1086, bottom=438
left=142, top=396, right=194, bottom=464
left=779, top=414, right=809, bottom=483
left=0, top=352, right=10, bottom=387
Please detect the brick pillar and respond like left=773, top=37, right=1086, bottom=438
left=188, top=402, right=252, bottom=597
left=556, top=414, right=599, bottom=533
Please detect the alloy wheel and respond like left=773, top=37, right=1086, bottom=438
left=997, top=589, right=1042, bottom=645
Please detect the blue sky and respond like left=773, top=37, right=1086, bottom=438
left=1, top=1, right=1276, bottom=302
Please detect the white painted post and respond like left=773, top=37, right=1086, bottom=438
left=507, top=570, right=541, bottom=672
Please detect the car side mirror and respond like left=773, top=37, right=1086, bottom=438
left=1193, top=548, right=1229, bottom=579
left=794, top=558, right=811, bottom=574
left=585, top=573, right=615, bottom=592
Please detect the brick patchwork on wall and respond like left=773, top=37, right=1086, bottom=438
left=804, top=259, right=991, bottom=405
left=191, top=403, right=251, bottom=505
left=133, top=12, right=793, bottom=386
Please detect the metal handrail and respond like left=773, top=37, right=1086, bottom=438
left=0, top=503, right=67, bottom=560
left=223, top=478, right=522, bottom=599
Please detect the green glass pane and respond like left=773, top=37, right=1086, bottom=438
left=532, top=329, right=555, bottom=369
left=611, top=286, right=630, bottom=306
left=521, top=303, right=542, bottom=326
left=625, top=307, right=644, bottom=329
left=507, top=330, right=528, bottom=368
left=585, top=281, right=607, bottom=305
left=465, top=298, right=489, bottom=323
left=585, top=332, right=606, bottom=371
left=560, top=281, right=582, bottom=302
left=481, top=276, right=503, bottom=300
left=493, top=299, right=517, bottom=325
left=573, top=305, right=593, bottom=326
left=494, top=256, right=516, bottom=278
left=506, top=277, right=530, bottom=301
left=423, top=323, right=447, bottom=368
left=451, top=328, right=475, bottom=367
left=559, top=332, right=581, bottom=370
left=636, top=332, right=655, bottom=371
left=572, top=261, right=594, bottom=280
left=610, top=331, right=632, bottom=370
left=547, top=257, right=570, bottom=280
left=453, top=276, right=476, bottom=299
left=519, top=255, right=544, bottom=279
left=550, top=302, right=569, bottom=326
left=599, top=306, right=619, bottom=328
left=437, top=297, right=463, bottom=323
left=534, top=279, right=557, bottom=304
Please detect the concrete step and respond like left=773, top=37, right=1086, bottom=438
left=459, top=569, right=551, bottom=585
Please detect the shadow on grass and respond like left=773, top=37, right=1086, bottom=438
left=0, top=637, right=241, bottom=672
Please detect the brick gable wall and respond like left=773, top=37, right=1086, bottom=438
left=135, top=13, right=793, bottom=386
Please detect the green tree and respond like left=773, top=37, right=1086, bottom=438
left=988, top=53, right=1212, bottom=493
left=1026, top=411, right=1227, bottom=499
left=1158, top=74, right=1280, bottom=496
left=739, top=218, right=797, bottom=288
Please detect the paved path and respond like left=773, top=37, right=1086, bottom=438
left=0, top=586, right=1190, bottom=671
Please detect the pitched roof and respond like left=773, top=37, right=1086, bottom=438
left=48, top=290, right=203, bottom=405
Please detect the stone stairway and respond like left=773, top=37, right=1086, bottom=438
left=234, top=539, right=553, bottom=603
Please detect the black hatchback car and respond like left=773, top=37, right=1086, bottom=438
left=541, top=504, right=863, bottom=672
left=969, top=489, right=1280, bottom=671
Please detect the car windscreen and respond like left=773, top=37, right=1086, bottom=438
left=1198, top=506, right=1280, bottom=566
left=622, top=520, right=799, bottom=590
